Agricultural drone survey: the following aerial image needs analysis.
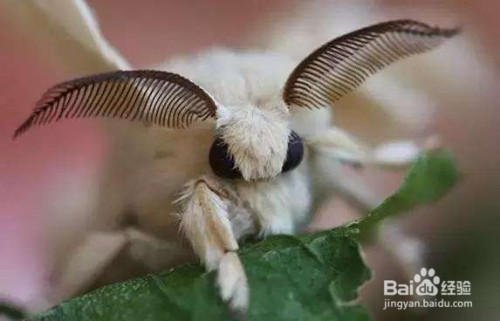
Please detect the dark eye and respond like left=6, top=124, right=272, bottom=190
left=282, top=131, right=304, bottom=173
left=209, top=137, right=243, bottom=179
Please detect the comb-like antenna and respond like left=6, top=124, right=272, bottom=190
left=283, top=20, right=460, bottom=109
left=13, top=70, right=217, bottom=139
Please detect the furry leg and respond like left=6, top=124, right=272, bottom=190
left=307, top=126, right=439, bottom=170
left=372, top=135, right=441, bottom=170
left=125, top=228, right=193, bottom=271
left=178, top=176, right=252, bottom=313
left=331, top=170, right=425, bottom=279
left=44, top=227, right=187, bottom=308
left=45, top=230, right=127, bottom=307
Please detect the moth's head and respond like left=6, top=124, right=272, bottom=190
left=209, top=102, right=303, bottom=180
left=13, top=20, right=459, bottom=182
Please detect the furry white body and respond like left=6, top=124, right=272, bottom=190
left=83, top=51, right=336, bottom=309
left=101, top=50, right=330, bottom=266
left=42, top=49, right=426, bottom=310
left=167, top=50, right=323, bottom=234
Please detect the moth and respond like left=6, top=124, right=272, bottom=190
left=14, top=19, right=458, bottom=312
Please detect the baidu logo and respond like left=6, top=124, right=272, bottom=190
left=383, top=267, right=473, bottom=310
left=384, top=267, right=472, bottom=297
left=384, top=267, right=440, bottom=296
left=414, top=267, right=440, bottom=296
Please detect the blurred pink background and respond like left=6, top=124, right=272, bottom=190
left=1, top=0, right=499, bottom=319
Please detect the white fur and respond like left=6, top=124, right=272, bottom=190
left=98, top=51, right=327, bottom=312
left=217, top=252, right=249, bottom=311
left=217, top=104, right=290, bottom=180
left=177, top=176, right=240, bottom=270
left=234, top=164, right=312, bottom=236
left=177, top=176, right=252, bottom=310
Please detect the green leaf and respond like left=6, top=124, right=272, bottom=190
left=31, top=149, right=457, bottom=321
left=32, top=228, right=370, bottom=321
left=355, top=149, right=458, bottom=231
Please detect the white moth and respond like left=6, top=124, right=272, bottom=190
left=13, top=1, right=458, bottom=313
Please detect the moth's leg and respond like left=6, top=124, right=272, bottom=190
left=326, top=166, right=425, bottom=278
left=45, top=230, right=128, bottom=306
left=326, top=165, right=380, bottom=213
left=45, top=226, right=184, bottom=308
left=126, top=227, right=194, bottom=271
left=377, top=222, right=425, bottom=283
left=307, top=126, right=440, bottom=170
left=308, top=144, right=425, bottom=280
left=371, top=136, right=442, bottom=170
left=178, top=175, right=253, bottom=313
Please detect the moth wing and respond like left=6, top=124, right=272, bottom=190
left=1, top=0, right=129, bottom=72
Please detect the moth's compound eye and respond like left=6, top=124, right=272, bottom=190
left=209, top=137, right=243, bottom=179
left=282, top=131, right=304, bottom=173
